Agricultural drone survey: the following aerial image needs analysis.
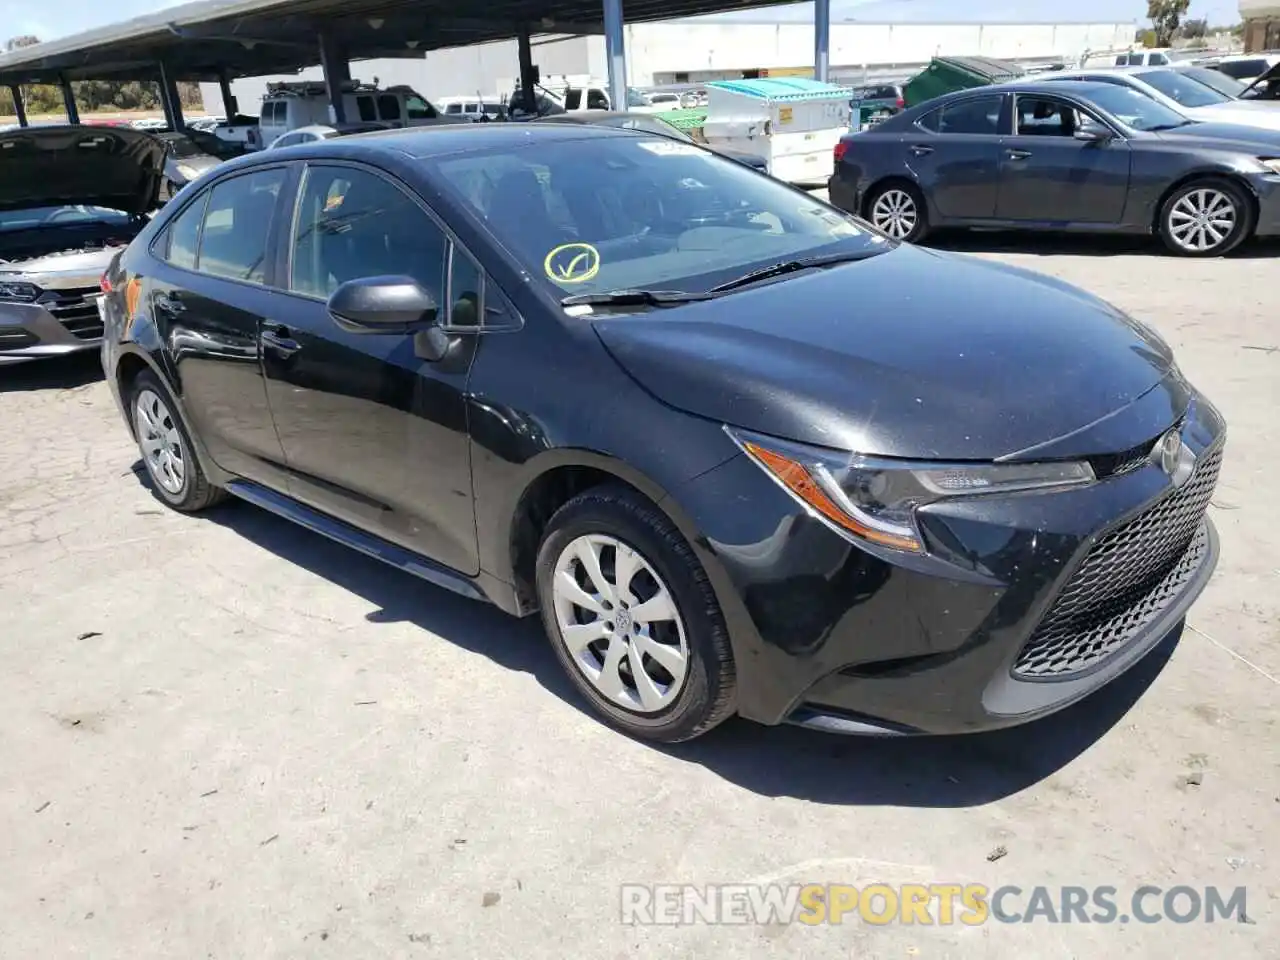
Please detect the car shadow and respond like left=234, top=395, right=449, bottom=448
left=925, top=230, right=1280, bottom=259
left=0, top=351, right=103, bottom=391
left=146, top=478, right=1179, bottom=808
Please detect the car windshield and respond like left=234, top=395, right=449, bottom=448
left=1079, top=84, right=1192, bottom=131
left=431, top=135, right=882, bottom=299
left=1173, top=66, right=1248, bottom=98
left=1133, top=68, right=1229, bottom=107
left=0, top=205, right=132, bottom=233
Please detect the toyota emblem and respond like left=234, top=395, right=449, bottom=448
left=1154, top=428, right=1195, bottom=489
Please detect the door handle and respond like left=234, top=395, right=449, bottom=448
left=1006, top=149, right=1033, bottom=160
left=908, top=144, right=934, bottom=156
left=260, top=325, right=301, bottom=358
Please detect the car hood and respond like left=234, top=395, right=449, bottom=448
left=1156, top=121, right=1280, bottom=150
left=0, top=125, right=165, bottom=215
left=592, top=244, right=1180, bottom=461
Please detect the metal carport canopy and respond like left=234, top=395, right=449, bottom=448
left=0, top=0, right=808, bottom=84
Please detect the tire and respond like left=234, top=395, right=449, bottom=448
left=129, top=370, right=225, bottom=512
left=865, top=181, right=930, bottom=243
left=535, top=484, right=736, bottom=743
left=1158, top=177, right=1254, bottom=257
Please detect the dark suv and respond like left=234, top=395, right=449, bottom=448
left=101, top=124, right=1223, bottom=742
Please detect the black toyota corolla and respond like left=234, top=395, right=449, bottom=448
left=99, top=123, right=1224, bottom=742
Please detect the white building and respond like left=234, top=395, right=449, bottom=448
left=204, top=0, right=1136, bottom=111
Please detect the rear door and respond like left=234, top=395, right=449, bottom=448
left=996, top=93, right=1131, bottom=224
left=260, top=160, right=482, bottom=574
left=147, top=164, right=293, bottom=488
left=908, top=93, right=1008, bottom=219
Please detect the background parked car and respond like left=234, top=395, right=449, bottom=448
left=0, top=125, right=162, bottom=366
left=828, top=81, right=1280, bottom=256
left=265, top=122, right=391, bottom=149
left=537, top=111, right=769, bottom=172
left=1208, top=53, right=1280, bottom=85
left=155, top=131, right=223, bottom=198
left=1029, top=67, right=1280, bottom=133
left=849, top=83, right=906, bottom=129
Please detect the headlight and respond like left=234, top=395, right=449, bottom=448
left=1259, top=158, right=1280, bottom=175
left=0, top=280, right=40, bottom=302
left=727, top=427, right=1094, bottom=554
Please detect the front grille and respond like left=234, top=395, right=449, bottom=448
left=0, top=326, right=38, bottom=349
left=1013, top=445, right=1221, bottom=679
left=43, top=287, right=104, bottom=340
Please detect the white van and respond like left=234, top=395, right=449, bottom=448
left=250, top=82, right=462, bottom=149
left=437, top=97, right=506, bottom=121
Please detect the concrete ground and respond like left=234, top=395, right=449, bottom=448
left=1, top=234, right=1277, bottom=959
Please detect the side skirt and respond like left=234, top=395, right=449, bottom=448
left=225, top=479, right=489, bottom=604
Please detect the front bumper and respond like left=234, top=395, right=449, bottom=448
left=673, top=386, right=1226, bottom=735
left=1248, top=172, right=1280, bottom=237
left=0, top=292, right=105, bottom=366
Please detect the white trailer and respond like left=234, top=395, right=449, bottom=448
left=699, top=78, right=853, bottom=184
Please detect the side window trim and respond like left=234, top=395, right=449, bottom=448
left=284, top=160, right=468, bottom=299
left=149, top=164, right=293, bottom=289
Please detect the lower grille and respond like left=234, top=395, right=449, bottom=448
left=1013, top=445, right=1221, bottom=679
left=0, top=326, right=38, bottom=349
left=46, top=290, right=104, bottom=341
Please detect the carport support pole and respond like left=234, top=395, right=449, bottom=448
left=60, top=77, right=79, bottom=125
left=517, top=30, right=537, bottom=115
left=814, top=0, right=830, bottom=82
left=158, top=61, right=185, bottom=131
left=8, top=85, right=27, bottom=127
left=602, top=0, right=628, bottom=112
left=318, top=32, right=350, bottom=125
left=218, top=73, right=237, bottom=118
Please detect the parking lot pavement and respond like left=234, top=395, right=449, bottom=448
left=1, top=244, right=1277, bottom=959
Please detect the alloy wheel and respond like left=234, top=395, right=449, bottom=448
left=871, top=188, right=918, bottom=240
left=1167, top=188, right=1237, bottom=254
left=134, top=388, right=187, bottom=495
left=550, top=534, right=690, bottom=714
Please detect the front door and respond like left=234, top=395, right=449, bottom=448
left=908, top=93, right=1008, bottom=219
left=148, top=165, right=292, bottom=488
left=996, top=95, right=1132, bottom=224
left=261, top=162, right=481, bottom=575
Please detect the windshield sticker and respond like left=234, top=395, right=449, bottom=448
left=636, top=140, right=705, bottom=157
left=544, top=243, right=601, bottom=284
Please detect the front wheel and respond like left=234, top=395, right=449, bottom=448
left=1158, top=179, right=1253, bottom=257
left=535, top=485, right=736, bottom=743
left=865, top=182, right=930, bottom=243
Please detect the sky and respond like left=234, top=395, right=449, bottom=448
left=0, top=0, right=1245, bottom=44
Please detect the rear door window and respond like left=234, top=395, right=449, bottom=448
left=163, top=191, right=208, bottom=270
left=195, top=168, right=287, bottom=284
left=356, top=95, right=377, bottom=122
left=377, top=94, right=402, bottom=122
left=919, top=95, right=1004, bottom=135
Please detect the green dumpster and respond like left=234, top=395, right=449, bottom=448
left=902, top=56, right=1025, bottom=108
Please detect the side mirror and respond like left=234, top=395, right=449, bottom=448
left=327, top=275, right=438, bottom=333
left=1074, top=125, right=1111, bottom=143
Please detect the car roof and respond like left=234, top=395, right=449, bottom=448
left=298, top=121, right=640, bottom=158
left=956, top=80, right=1127, bottom=98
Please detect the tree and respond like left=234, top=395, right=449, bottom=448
left=1180, top=18, right=1208, bottom=40
left=1148, top=0, right=1191, bottom=46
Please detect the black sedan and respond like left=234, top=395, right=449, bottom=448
left=101, top=123, right=1223, bottom=741
left=829, top=80, right=1280, bottom=256
left=536, top=110, right=771, bottom=172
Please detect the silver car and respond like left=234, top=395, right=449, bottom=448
left=1025, top=66, right=1280, bottom=134
left=0, top=125, right=164, bottom=366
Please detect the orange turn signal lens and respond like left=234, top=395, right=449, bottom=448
left=741, top=440, right=923, bottom=553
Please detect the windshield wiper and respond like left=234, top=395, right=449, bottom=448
left=709, top=248, right=887, bottom=294
left=560, top=289, right=715, bottom=308
left=1147, top=121, right=1194, bottom=131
